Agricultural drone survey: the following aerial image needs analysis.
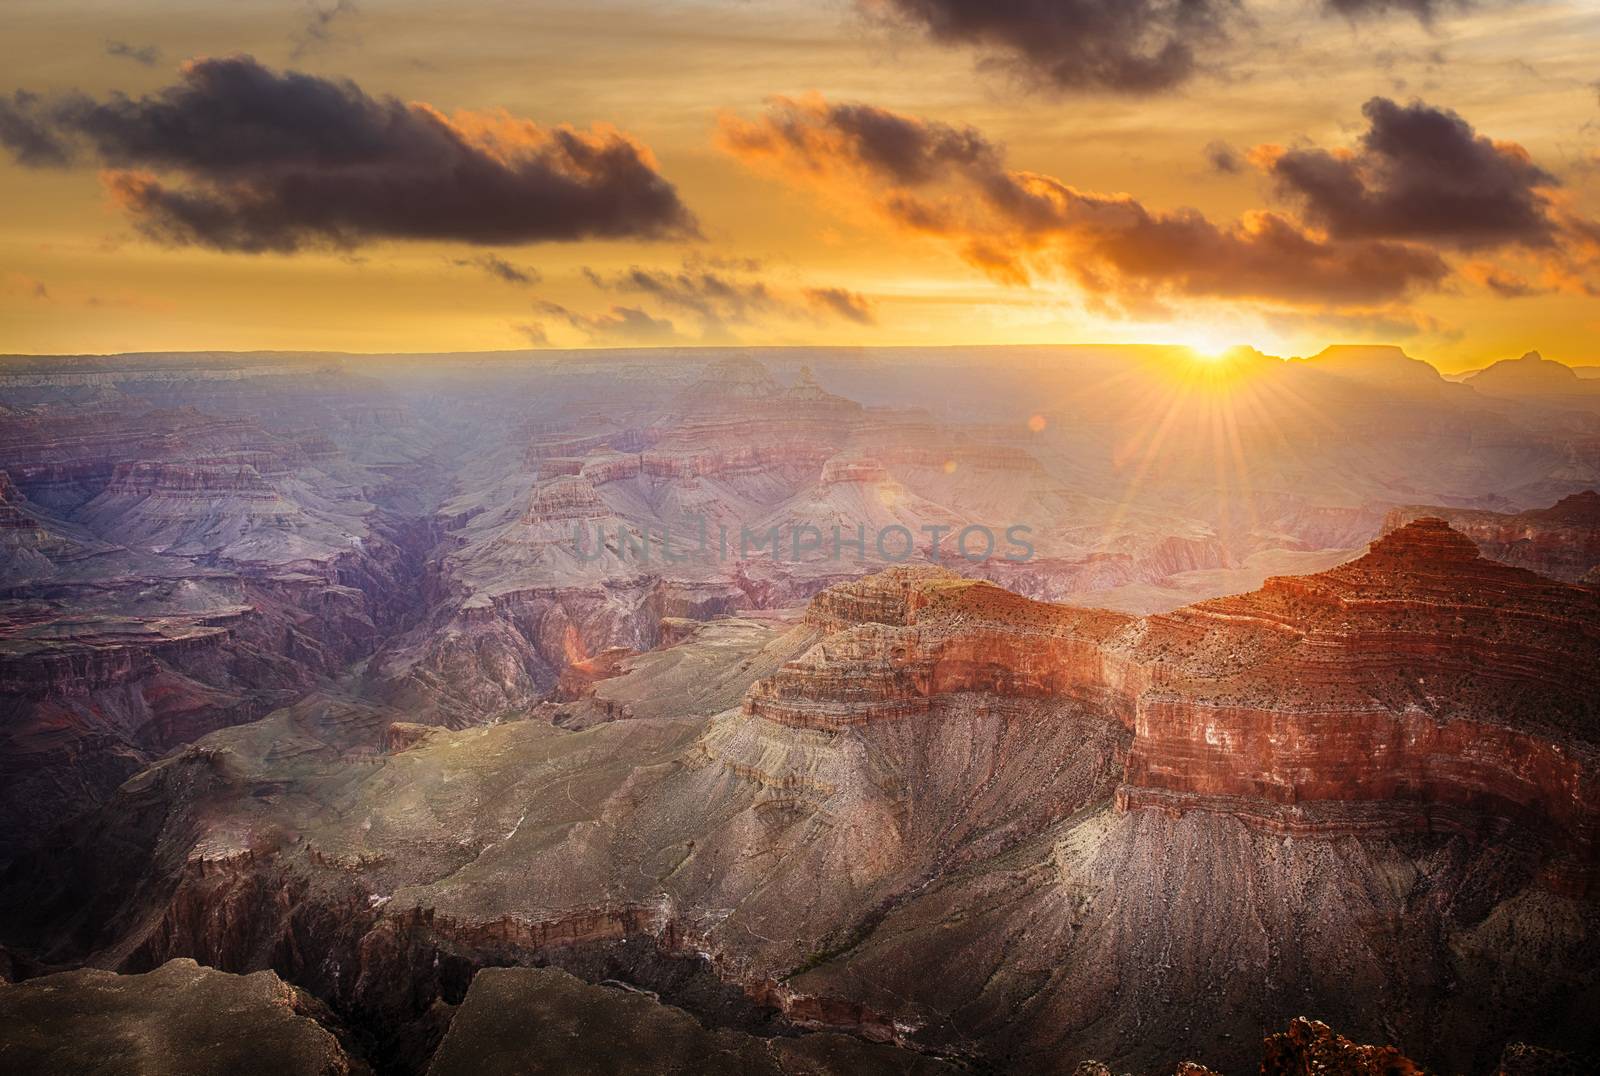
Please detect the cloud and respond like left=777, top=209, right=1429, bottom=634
left=532, top=300, right=683, bottom=345
left=865, top=1, right=1497, bottom=96
left=105, top=41, right=162, bottom=67
left=510, top=321, right=551, bottom=347
left=584, top=264, right=781, bottom=328
left=1462, top=261, right=1542, bottom=299
left=1264, top=303, right=1455, bottom=344
left=0, top=56, right=697, bottom=252
left=719, top=95, right=1448, bottom=313
left=1204, top=140, right=1242, bottom=174
left=291, top=0, right=359, bottom=60
left=1321, top=0, right=1465, bottom=21
left=803, top=286, right=876, bottom=324
left=454, top=254, right=540, bottom=285
left=0, top=91, right=73, bottom=165
left=684, top=252, right=764, bottom=273
left=865, top=0, right=1237, bottom=95
left=3, top=273, right=50, bottom=300
left=581, top=256, right=878, bottom=335
left=1259, top=97, right=1562, bottom=251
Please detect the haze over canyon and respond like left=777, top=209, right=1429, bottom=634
left=0, top=344, right=1595, bottom=1074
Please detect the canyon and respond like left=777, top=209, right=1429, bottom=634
left=1, top=346, right=1598, bottom=1073
left=2, top=519, right=1595, bottom=1072
left=1384, top=490, right=1600, bottom=583
left=10, top=959, right=1566, bottom=1075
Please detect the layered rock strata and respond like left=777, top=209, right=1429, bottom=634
left=1383, top=490, right=1600, bottom=582
left=737, top=525, right=1600, bottom=870
left=5, top=522, right=1598, bottom=1073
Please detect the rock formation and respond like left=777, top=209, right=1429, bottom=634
left=0, top=958, right=363, bottom=1075
left=1118, top=518, right=1600, bottom=871
left=425, top=965, right=956, bottom=1075
left=1383, top=491, right=1600, bottom=582
left=4, top=517, right=1594, bottom=1073
left=0, top=363, right=436, bottom=860
left=1465, top=351, right=1594, bottom=397
left=6, top=954, right=1586, bottom=1076
left=1258, top=1017, right=1425, bottom=1075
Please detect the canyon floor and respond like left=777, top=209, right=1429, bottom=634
left=2, top=347, right=1598, bottom=1073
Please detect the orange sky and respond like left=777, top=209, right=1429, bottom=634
left=0, top=0, right=1596, bottom=372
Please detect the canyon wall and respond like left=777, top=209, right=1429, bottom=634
left=737, top=522, right=1600, bottom=874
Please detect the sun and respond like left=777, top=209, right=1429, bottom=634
left=1162, top=335, right=1262, bottom=391
left=1166, top=326, right=1239, bottom=363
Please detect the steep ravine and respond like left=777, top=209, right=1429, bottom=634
left=0, top=465, right=444, bottom=865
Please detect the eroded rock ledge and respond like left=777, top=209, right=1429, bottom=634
left=1383, top=490, right=1600, bottom=583
left=734, top=520, right=1600, bottom=872
left=0, top=958, right=363, bottom=1075
left=8, top=960, right=1585, bottom=1076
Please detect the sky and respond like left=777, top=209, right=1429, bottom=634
left=0, top=0, right=1596, bottom=372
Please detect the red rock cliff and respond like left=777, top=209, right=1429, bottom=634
left=753, top=521, right=1600, bottom=873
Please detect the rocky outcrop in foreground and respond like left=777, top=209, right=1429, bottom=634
left=0, top=958, right=362, bottom=1075
left=8, top=956, right=1586, bottom=1076
left=426, top=965, right=955, bottom=1075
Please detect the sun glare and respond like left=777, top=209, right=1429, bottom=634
left=1166, top=327, right=1240, bottom=364
left=1163, top=338, right=1262, bottom=393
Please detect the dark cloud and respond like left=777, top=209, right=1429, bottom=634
left=585, top=265, right=780, bottom=327
left=1462, top=262, right=1542, bottom=299
left=868, top=0, right=1237, bottom=94
left=868, top=0, right=1493, bottom=96
left=454, top=254, right=540, bottom=285
left=0, top=91, right=73, bottom=166
left=1321, top=0, right=1464, bottom=21
left=746, top=97, right=1002, bottom=183
left=720, top=96, right=1448, bottom=311
left=291, top=0, right=359, bottom=60
left=1204, top=140, right=1242, bottom=174
left=105, top=41, right=162, bottom=67
left=0, top=56, right=697, bottom=252
left=803, top=286, right=876, bottom=324
left=1261, top=97, right=1560, bottom=251
left=1479, top=273, right=1536, bottom=299
left=532, top=300, right=683, bottom=346
left=581, top=256, right=875, bottom=334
